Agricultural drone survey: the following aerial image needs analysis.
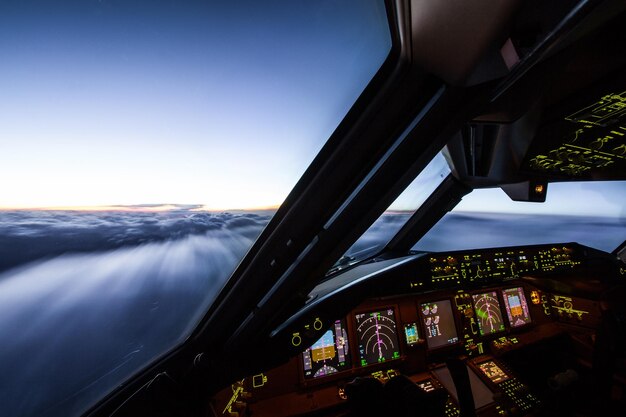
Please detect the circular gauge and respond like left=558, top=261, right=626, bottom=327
left=472, top=292, right=505, bottom=335
left=355, top=309, right=400, bottom=366
left=314, top=364, right=338, bottom=377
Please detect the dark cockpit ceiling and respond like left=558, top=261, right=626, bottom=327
left=89, top=1, right=626, bottom=416
left=446, top=1, right=626, bottom=187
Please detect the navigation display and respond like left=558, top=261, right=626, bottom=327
left=420, top=299, right=459, bottom=349
left=355, top=309, right=400, bottom=366
left=502, top=287, right=532, bottom=327
left=477, top=360, right=510, bottom=383
left=302, top=319, right=351, bottom=379
left=472, top=291, right=505, bottom=335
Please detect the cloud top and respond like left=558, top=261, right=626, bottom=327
left=0, top=208, right=272, bottom=273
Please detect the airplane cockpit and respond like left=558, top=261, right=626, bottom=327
left=17, top=0, right=624, bottom=416
left=90, top=1, right=626, bottom=417
left=207, top=241, right=624, bottom=416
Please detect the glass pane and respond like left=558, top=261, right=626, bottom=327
left=414, top=181, right=626, bottom=253
left=336, top=152, right=451, bottom=268
left=0, top=1, right=391, bottom=416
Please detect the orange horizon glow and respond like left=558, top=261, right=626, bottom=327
left=190, top=204, right=280, bottom=212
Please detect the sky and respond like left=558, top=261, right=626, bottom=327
left=387, top=150, right=626, bottom=218
left=0, top=0, right=391, bottom=210
left=387, top=152, right=451, bottom=211
left=1, top=0, right=624, bottom=218
left=455, top=181, right=626, bottom=218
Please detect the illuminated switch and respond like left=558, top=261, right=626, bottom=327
left=530, top=291, right=541, bottom=305
left=338, top=387, right=348, bottom=400
left=313, top=318, right=323, bottom=330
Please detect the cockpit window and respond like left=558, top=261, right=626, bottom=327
left=333, top=152, right=451, bottom=270
left=0, top=1, right=391, bottom=416
left=413, top=181, right=626, bottom=253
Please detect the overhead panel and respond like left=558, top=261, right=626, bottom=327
left=522, top=87, right=626, bottom=179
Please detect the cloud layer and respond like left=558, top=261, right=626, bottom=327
left=0, top=208, right=270, bottom=273
left=0, top=209, right=270, bottom=417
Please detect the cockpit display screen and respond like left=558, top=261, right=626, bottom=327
left=472, top=291, right=505, bottom=335
left=420, top=299, right=459, bottom=349
left=355, top=309, right=401, bottom=366
left=404, top=322, right=419, bottom=345
left=302, top=319, right=351, bottom=379
left=477, top=360, right=510, bottom=383
left=502, top=287, right=532, bottom=327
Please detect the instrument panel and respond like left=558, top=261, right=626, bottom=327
left=422, top=244, right=582, bottom=288
left=219, top=282, right=567, bottom=417
left=215, top=243, right=614, bottom=417
left=298, top=283, right=545, bottom=384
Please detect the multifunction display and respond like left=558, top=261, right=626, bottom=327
left=302, top=319, right=351, bottom=379
left=472, top=291, right=505, bottom=335
left=420, top=299, right=459, bottom=349
left=355, top=309, right=400, bottom=366
left=404, top=323, right=419, bottom=345
left=502, top=287, right=532, bottom=327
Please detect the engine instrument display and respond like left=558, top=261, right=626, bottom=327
left=502, top=287, right=532, bottom=327
left=477, top=360, right=510, bottom=383
left=472, top=291, right=505, bottom=336
left=302, top=319, right=351, bottom=379
left=354, top=309, right=400, bottom=366
left=420, top=299, right=459, bottom=349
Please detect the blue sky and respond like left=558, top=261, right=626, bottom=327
left=1, top=1, right=624, bottom=218
left=0, top=0, right=390, bottom=209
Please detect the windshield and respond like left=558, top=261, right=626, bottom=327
left=0, top=1, right=391, bottom=416
left=335, top=152, right=451, bottom=269
left=414, top=181, right=626, bottom=253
